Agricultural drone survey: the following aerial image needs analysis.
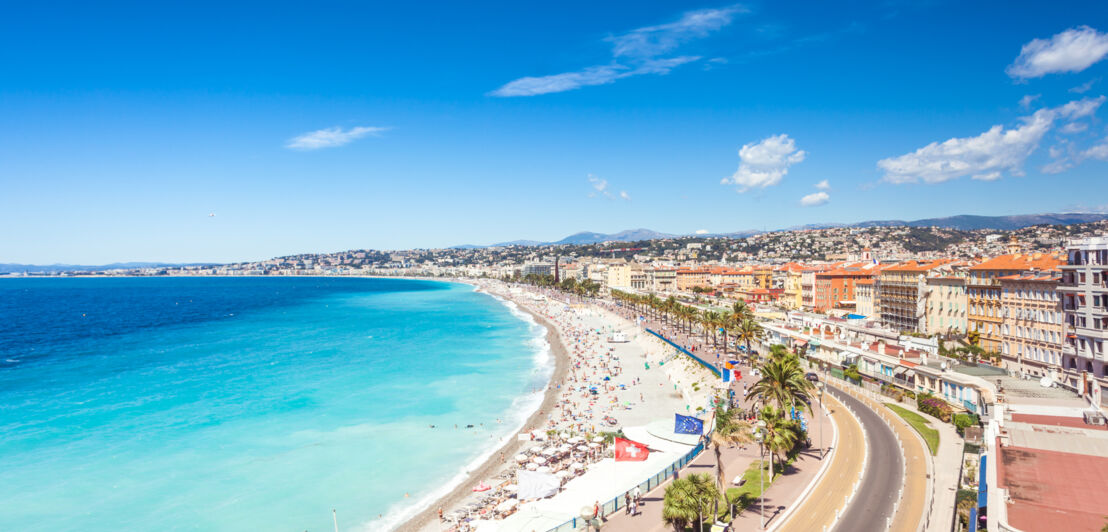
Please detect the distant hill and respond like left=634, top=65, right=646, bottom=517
left=459, top=212, right=1108, bottom=248
left=0, top=262, right=213, bottom=274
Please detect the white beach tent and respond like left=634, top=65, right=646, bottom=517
left=516, top=470, right=560, bottom=500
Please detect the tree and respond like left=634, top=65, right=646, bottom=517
left=758, top=406, right=800, bottom=477
left=662, top=473, right=720, bottom=532
left=735, top=318, right=764, bottom=359
left=710, top=404, right=753, bottom=518
left=749, top=352, right=814, bottom=415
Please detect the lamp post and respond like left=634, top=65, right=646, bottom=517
left=755, top=419, right=767, bottom=529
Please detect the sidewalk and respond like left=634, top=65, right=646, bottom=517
left=886, top=396, right=964, bottom=532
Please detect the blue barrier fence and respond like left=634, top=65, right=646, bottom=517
left=546, top=440, right=707, bottom=532
left=644, top=328, right=721, bottom=377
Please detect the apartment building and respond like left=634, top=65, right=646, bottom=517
left=649, top=268, right=676, bottom=293
left=925, top=275, right=968, bottom=336
left=675, top=268, right=710, bottom=290
left=968, top=252, right=1064, bottom=353
left=999, top=271, right=1063, bottom=378
left=813, top=267, right=876, bottom=312
left=856, top=278, right=877, bottom=319
left=878, top=260, right=953, bottom=333
left=1060, top=237, right=1108, bottom=393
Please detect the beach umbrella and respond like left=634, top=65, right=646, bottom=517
left=568, top=436, right=584, bottom=444
left=514, top=454, right=529, bottom=463
left=532, top=456, right=547, bottom=465
left=536, top=466, right=552, bottom=473
left=503, top=484, right=517, bottom=492
left=557, top=444, right=572, bottom=452
left=541, top=447, right=558, bottom=456
left=588, top=442, right=600, bottom=448
left=592, top=436, right=605, bottom=443
left=496, top=500, right=519, bottom=512
left=555, top=470, right=572, bottom=478
left=529, top=444, right=544, bottom=452
left=525, top=462, right=538, bottom=471
left=576, top=445, right=588, bottom=451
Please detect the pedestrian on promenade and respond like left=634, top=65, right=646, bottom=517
left=633, top=485, right=642, bottom=506
left=624, top=492, right=631, bottom=514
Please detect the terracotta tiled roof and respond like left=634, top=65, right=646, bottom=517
left=968, top=253, right=1064, bottom=272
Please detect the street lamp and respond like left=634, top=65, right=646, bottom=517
left=755, top=420, right=767, bottom=529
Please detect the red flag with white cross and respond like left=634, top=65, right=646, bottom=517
left=614, top=437, right=650, bottom=461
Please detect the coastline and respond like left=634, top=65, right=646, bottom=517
left=396, top=290, right=570, bottom=532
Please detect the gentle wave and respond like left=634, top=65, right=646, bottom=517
left=366, top=288, right=555, bottom=532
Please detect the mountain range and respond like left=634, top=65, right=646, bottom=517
left=0, top=262, right=213, bottom=274
left=457, top=212, right=1108, bottom=248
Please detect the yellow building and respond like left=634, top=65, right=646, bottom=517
left=968, top=253, right=1063, bottom=353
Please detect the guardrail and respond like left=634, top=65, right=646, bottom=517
left=546, top=439, right=708, bottom=531
left=644, top=328, right=722, bottom=377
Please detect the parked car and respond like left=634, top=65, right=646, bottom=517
left=805, top=372, right=819, bottom=382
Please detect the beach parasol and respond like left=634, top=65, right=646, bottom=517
left=536, top=466, right=552, bottom=473
left=503, top=484, right=517, bottom=492
left=588, top=442, right=600, bottom=448
left=532, top=456, right=547, bottom=465
left=567, top=436, right=584, bottom=444
left=496, top=500, right=519, bottom=512
left=555, top=470, right=572, bottom=478
left=525, top=462, right=538, bottom=471
left=592, top=436, right=605, bottom=443
left=514, top=454, right=529, bottom=463
left=557, top=444, right=572, bottom=452
left=576, top=445, right=588, bottom=451
left=541, top=447, right=558, bottom=456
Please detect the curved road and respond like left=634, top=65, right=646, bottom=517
left=828, top=387, right=903, bottom=532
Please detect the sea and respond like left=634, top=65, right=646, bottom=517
left=0, top=277, right=551, bottom=531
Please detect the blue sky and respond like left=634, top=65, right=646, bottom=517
left=3, top=1, right=1108, bottom=263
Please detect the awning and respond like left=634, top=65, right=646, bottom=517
left=809, top=339, right=821, bottom=347
left=977, top=489, right=987, bottom=509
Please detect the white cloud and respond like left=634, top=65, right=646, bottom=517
left=814, top=179, right=831, bottom=190
left=1060, top=121, right=1089, bottom=134
left=492, top=7, right=741, bottom=97
left=1019, top=94, right=1040, bottom=109
left=1007, top=26, right=1108, bottom=79
left=286, top=126, right=387, bottom=150
left=877, top=109, right=1055, bottom=183
left=1084, top=137, right=1108, bottom=161
left=1071, top=79, right=1098, bottom=93
left=721, top=134, right=806, bottom=191
left=695, top=229, right=709, bottom=235
left=588, top=174, right=631, bottom=201
left=972, top=171, right=1002, bottom=181
left=1058, top=95, right=1106, bottom=119
left=800, top=191, right=830, bottom=206
left=608, top=6, right=745, bottom=58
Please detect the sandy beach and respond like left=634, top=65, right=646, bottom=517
left=399, top=280, right=721, bottom=532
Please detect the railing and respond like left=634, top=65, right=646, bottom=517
left=644, top=328, right=722, bottom=377
left=546, top=440, right=708, bottom=531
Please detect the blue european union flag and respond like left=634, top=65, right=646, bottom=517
left=675, top=414, right=704, bottom=435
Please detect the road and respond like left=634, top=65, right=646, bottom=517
left=829, top=387, right=903, bottom=532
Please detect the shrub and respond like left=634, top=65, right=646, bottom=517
left=918, top=396, right=953, bottom=423
left=954, top=413, right=979, bottom=435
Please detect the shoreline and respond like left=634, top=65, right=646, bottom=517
left=396, top=290, right=570, bottom=532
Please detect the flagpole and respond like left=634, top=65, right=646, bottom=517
left=332, top=508, right=338, bottom=532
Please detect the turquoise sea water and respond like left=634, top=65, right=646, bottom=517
left=0, top=277, right=549, bottom=531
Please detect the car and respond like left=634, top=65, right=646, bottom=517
left=805, top=372, right=819, bottom=382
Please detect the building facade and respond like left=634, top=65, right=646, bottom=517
left=1060, top=237, right=1108, bottom=393
left=998, top=271, right=1063, bottom=378
left=925, top=276, right=968, bottom=336
left=968, top=253, right=1063, bottom=353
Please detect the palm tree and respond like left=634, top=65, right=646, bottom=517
left=662, top=473, right=720, bottom=532
left=750, top=352, right=814, bottom=415
left=709, top=404, right=753, bottom=518
left=735, top=318, right=764, bottom=359
left=701, top=311, right=722, bottom=347
left=758, top=406, right=800, bottom=478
